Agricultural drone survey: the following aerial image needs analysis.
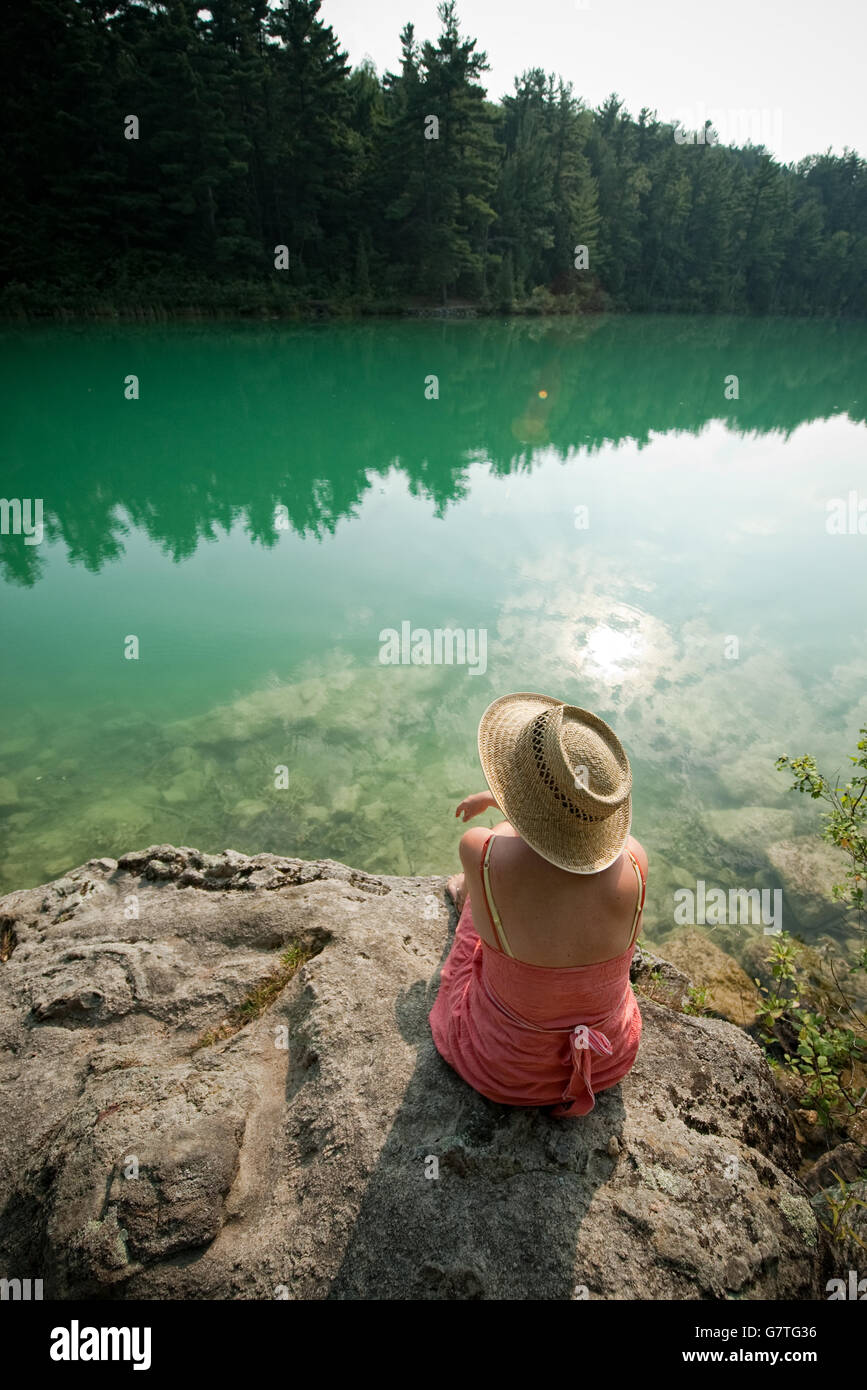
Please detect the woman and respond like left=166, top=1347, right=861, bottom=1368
left=429, top=693, right=647, bottom=1117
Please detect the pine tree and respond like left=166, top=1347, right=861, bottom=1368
left=415, top=2, right=498, bottom=303
left=1, top=0, right=865, bottom=316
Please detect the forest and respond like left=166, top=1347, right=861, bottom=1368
left=2, top=0, right=866, bottom=317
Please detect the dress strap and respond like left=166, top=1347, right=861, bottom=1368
left=626, top=850, right=646, bottom=950
left=479, top=837, right=644, bottom=959
left=479, top=834, right=515, bottom=957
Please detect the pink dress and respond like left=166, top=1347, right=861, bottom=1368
left=429, top=834, right=645, bottom=1117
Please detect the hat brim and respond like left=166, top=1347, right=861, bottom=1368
left=477, top=693, right=632, bottom=874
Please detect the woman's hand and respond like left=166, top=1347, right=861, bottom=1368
left=455, top=791, right=497, bottom=822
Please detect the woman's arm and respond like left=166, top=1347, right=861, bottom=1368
left=456, top=790, right=500, bottom=822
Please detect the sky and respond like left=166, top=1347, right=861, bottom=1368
left=319, top=0, right=866, bottom=167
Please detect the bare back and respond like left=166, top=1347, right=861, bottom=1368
left=459, top=824, right=647, bottom=968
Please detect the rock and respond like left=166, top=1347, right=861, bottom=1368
left=765, top=836, right=852, bottom=934
left=802, top=1143, right=867, bottom=1195
left=794, top=1110, right=827, bottom=1147
left=331, top=785, right=360, bottom=814
left=705, top=807, right=797, bottom=861
left=0, top=777, right=19, bottom=809
left=629, top=942, right=692, bottom=1010
left=0, top=844, right=825, bottom=1300
left=178, top=868, right=206, bottom=888
left=163, top=770, right=207, bottom=805
left=657, top=928, right=763, bottom=1027
left=843, top=1106, right=867, bottom=1149
left=3, top=740, right=34, bottom=759
left=167, top=747, right=198, bottom=771
left=88, top=858, right=118, bottom=874
left=85, top=798, right=150, bottom=834
left=232, top=800, right=269, bottom=824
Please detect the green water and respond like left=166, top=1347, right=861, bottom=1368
left=1, top=315, right=866, bottom=953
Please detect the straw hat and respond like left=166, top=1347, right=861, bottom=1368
left=477, top=693, right=633, bottom=874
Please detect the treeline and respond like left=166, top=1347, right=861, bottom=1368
left=2, top=0, right=866, bottom=316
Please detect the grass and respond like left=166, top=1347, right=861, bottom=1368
left=815, top=1170, right=867, bottom=1252
left=191, top=942, right=312, bottom=1052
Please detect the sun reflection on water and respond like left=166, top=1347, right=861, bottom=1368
left=582, top=622, right=645, bottom=680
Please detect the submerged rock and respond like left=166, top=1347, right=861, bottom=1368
left=765, top=836, right=852, bottom=934
left=0, top=777, right=19, bottom=809
left=163, top=770, right=208, bottom=805
left=0, top=845, right=826, bottom=1300
left=705, top=806, right=797, bottom=858
left=658, top=928, right=762, bottom=1027
left=232, top=799, right=270, bottom=824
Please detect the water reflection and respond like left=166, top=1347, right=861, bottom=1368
left=2, top=314, right=867, bottom=588
left=583, top=622, right=646, bottom=680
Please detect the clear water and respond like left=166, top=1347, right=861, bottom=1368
left=1, top=315, right=866, bottom=956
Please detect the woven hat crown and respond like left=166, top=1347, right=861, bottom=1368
left=477, top=693, right=634, bottom=872
left=515, top=704, right=632, bottom=823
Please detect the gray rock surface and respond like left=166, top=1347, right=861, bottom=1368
left=0, top=845, right=826, bottom=1300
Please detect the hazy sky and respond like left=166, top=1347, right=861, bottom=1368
left=320, top=0, right=865, bottom=166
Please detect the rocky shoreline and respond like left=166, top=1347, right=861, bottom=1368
left=0, top=844, right=857, bottom=1299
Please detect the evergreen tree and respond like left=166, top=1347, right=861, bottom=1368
left=413, top=2, right=498, bottom=302
left=262, top=0, right=354, bottom=290
left=0, top=1, right=864, bottom=316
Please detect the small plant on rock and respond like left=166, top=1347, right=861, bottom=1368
left=815, top=1169, right=867, bottom=1252
left=683, top=983, right=711, bottom=1016
left=755, top=936, right=866, bottom=1129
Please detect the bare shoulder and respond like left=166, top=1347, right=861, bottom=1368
left=458, top=826, right=490, bottom=869
left=627, top=835, right=648, bottom=878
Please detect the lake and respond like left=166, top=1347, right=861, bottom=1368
left=1, top=314, right=865, bottom=957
